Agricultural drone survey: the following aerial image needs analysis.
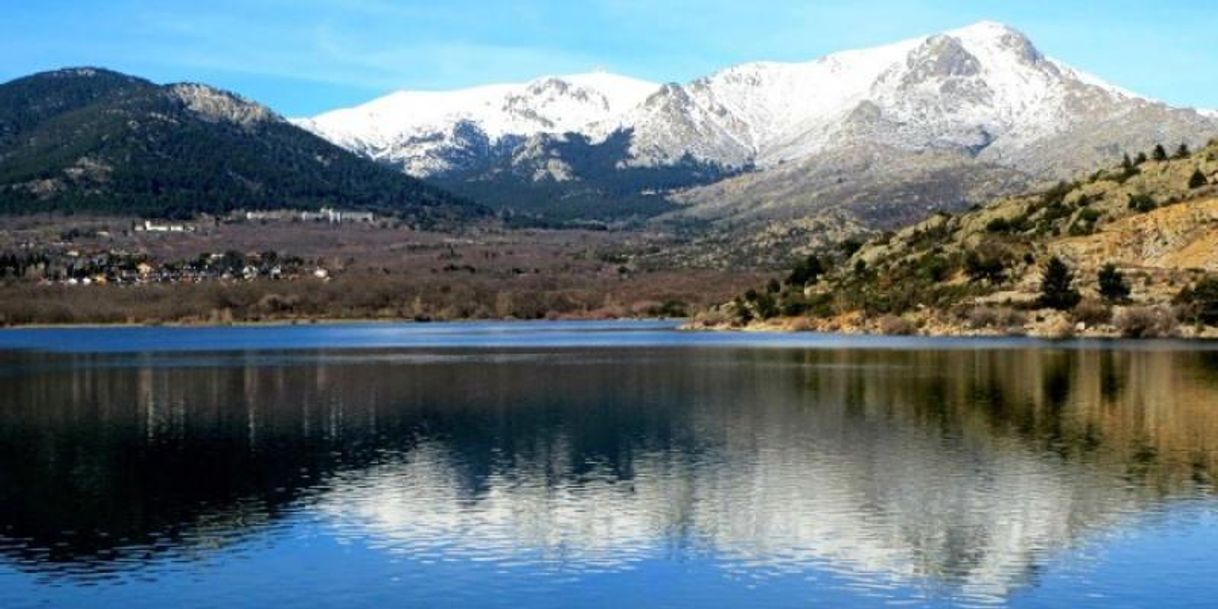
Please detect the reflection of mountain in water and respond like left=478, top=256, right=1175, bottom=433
left=1, top=348, right=1216, bottom=600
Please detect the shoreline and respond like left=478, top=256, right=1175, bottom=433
left=0, top=316, right=684, bottom=331
left=5, top=314, right=1218, bottom=342
left=683, top=311, right=1218, bottom=341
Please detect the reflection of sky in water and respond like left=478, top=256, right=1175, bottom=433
left=1, top=322, right=1218, bottom=608
left=3, top=499, right=1214, bottom=609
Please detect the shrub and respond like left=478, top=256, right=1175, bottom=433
left=838, top=239, right=864, bottom=258
left=780, top=297, right=810, bottom=317
left=1153, top=144, right=1168, bottom=162
left=1116, top=306, right=1178, bottom=338
left=786, top=254, right=825, bottom=287
left=1189, top=169, right=1209, bottom=189
left=1127, top=193, right=1157, bottom=213
left=1098, top=264, right=1131, bottom=302
left=967, top=306, right=1025, bottom=330
left=1072, top=299, right=1112, bottom=326
left=1175, top=277, right=1218, bottom=325
left=986, top=217, right=1011, bottom=233
left=1175, top=143, right=1192, bottom=159
left=1039, top=257, right=1082, bottom=310
left=732, top=297, right=753, bottom=324
left=1041, top=181, right=1075, bottom=208
left=649, top=299, right=689, bottom=318
left=1118, top=154, right=1141, bottom=182
left=1046, top=318, right=1077, bottom=340
left=918, top=255, right=953, bottom=282
left=965, top=249, right=1007, bottom=284
left=754, top=292, right=780, bottom=320
left=877, top=315, right=916, bottom=336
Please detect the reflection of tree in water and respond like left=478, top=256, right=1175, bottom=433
left=0, top=347, right=1215, bottom=597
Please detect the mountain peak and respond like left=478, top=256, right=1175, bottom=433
left=945, top=21, right=1042, bottom=64
left=949, top=20, right=1022, bottom=36
left=5, top=67, right=150, bottom=90
left=297, top=22, right=1214, bottom=201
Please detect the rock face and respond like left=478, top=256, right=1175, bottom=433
left=168, top=83, right=277, bottom=127
left=297, top=21, right=1218, bottom=231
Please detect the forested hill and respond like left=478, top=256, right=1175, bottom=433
left=0, top=68, right=486, bottom=223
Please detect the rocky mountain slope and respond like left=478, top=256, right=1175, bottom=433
left=701, top=140, right=1218, bottom=337
left=0, top=68, right=484, bottom=222
left=299, top=22, right=1217, bottom=229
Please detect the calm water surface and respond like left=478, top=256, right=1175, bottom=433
left=1, top=321, right=1217, bottom=608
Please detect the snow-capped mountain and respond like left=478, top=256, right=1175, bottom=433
left=294, top=72, right=658, bottom=176
left=297, top=21, right=1218, bottom=226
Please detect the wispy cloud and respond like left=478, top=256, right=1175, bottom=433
left=130, top=3, right=607, bottom=91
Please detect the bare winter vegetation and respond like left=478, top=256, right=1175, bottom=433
left=0, top=216, right=763, bottom=326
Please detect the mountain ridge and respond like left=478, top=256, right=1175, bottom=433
left=296, top=21, right=1218, bottom=229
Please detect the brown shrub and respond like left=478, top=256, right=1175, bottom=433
left=1072, top=299, right=1112, bottom=326
left=967, top=306, right=1025, bottom=330
left=1046, top=318, right=1077, bottom=340
left=1115, top=306, right=1178, bottom=338
left=877, top=315, right=917, bottom=336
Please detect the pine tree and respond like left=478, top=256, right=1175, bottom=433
left=1134, top=151, right=1148, bottom=165
left=1175, top=143, right=1192, bottom=159
left=1040, top=256, right=1082, bottom=310
left=1189, top=169, right=1209, bottom=189
left=1128, top=193, right=1157, bottom=213
left=1098, top=264, right=1131, bottom=302
left=1153, top=144, right=1168, bottom=162
left=786, top=255, right=825, bottom=287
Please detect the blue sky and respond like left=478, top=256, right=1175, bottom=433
left=3, top=0, right=1217, bottom=117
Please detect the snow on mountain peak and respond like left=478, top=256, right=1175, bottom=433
left=296, top=21, right=1191, bottom=179
left=293, top=71, right=660, bottom=174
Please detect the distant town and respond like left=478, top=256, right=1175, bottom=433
left=0, top=207, right=376, bottom=286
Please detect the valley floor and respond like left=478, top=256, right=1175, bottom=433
left=0, top=215, right=765, bottom=326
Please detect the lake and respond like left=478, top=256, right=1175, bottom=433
left=2, top=321, right=1217, bottom=608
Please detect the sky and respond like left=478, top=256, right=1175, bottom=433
left=3, top=0, right=1217, bottom=117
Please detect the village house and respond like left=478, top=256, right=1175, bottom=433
left=134, top=220, right=192, bottom=233
left=240, top=208, right=375, bottom=224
